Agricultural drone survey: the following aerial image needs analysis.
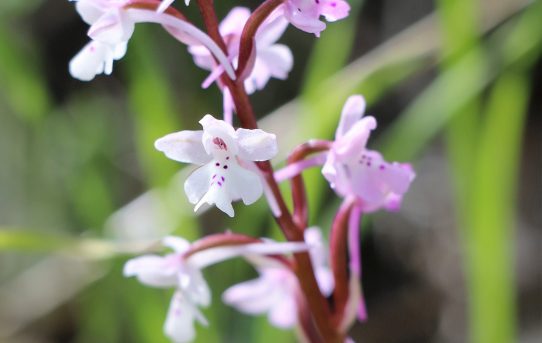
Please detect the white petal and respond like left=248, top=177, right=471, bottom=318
left=164, top=292, right=197, bottom=343
left=69, top=40, right=109, bottom=81
left=315, top=267, right=334, bottom=296
left=123, top=254, right=179, bottom=288
left=194, top=185, right=235, bottom=217
left=89, top=10, right=135, bottom=45
left=228, top=163, right=263, bottom=205
left=236, top=128, right=278, bottom=162
left=200, top=115, right=239, bottom=156
left=188, top=241, right=308, bottom=269
left=336, top=95, right=368, bottom=138
left=179, top=267, right=211, bottom=307
left=75, top=0, right=105, bottom=25
left=155, top=130, right=210, bottom=165
left=184, top=164, right=213, bottom=204
left=162, top=236, right=191, bottom=253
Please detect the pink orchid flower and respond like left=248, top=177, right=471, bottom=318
left=124, top=236, right=307, bottom=342
left=155, top=114, right=278, bottom=217
left=222, top=228, right=333, bottom=328
left=283, top=0, right=351, bottom=37
left=322, top=95, right=415, bottom=213
left=188, top=6, right=293, bottom=95
left=69, top=0, right=235, bottom=81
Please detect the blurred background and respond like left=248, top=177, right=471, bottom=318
left=0, top=0, right=540, bottom=342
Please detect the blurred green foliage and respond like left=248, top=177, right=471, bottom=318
left=0, top=0, right=540, bottom=342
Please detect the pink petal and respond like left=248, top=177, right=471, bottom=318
left=274, top=153, right=327, bottom=182
left=222, top=277, right=278, bottom=314
left=256, top=13, right=289, bottom=46
left=350, top=150, right=415, bottom=206
left=321, top=0, right=351, bottom=22
left=269, top=292, right=297, bottom=328
left=258, top=44, right=294, bottom=80
left=336, top=95, right=367, bottom=139
left=219, top=7, right=250, bottom=36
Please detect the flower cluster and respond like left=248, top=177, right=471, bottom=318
left=69, top=1, right=415, bottom=342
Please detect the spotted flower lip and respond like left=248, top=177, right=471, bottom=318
left=155, top=114, right=278, bottom=217
left=124, top=235, right=308, bottom=343
left=282, top=0, right=351, bottom=37
left=222, top=227, right=333, bottom=328
left=322, top=95, right=415, bottom=213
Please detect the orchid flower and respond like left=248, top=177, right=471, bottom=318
left=222, top=228, right=333, bottom=328
left=282, top=0, right=351, bottom=37
left=322, top=95, right=415, bottom=213
left=188, top=6, right=293, bottom=113
left=124, top=235, right=307, bottom=342
left=69, top=0, right=235, bottom=81
left=155, top=114, right=278, bottom=217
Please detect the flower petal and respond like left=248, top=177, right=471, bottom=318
left=336, top=95, right=368, bottom=138
left=334, top=116, right=376, bottom=159
left=321, top=0, right=351, bottom=22
left=269, top=292, right=297, bottom=328
left=258, top=44, right=294, bottom=80
left=187, top=241, right=307, bottom=269
left=69, top=40, right=122, bottom=81
left=163, top=236, right=191, bottom=253
left=75, top=0, right=105, bottom=25
left=256, top=13, right=289, bottom=47
left=219, top=7, right=250, bottom=36
left=222, top=277, right=278, bottom=314
left=200, top=115, right=239, bottom=156
left=350, top=150, right=415, bottom=206
left=236, top=128, right=278, bottom=162
left=88, top=10, right=135, bottom=45
left=123, top=254, right=179, bottom=288
left=194, top=185, right=235, bottom=217
left=164, top=291, right=197, bottom=343
left=155, top=130, right=210, bottom=165
left=184, top=164, right=213, bottom=204
left=228, top=163, right=263, bottom=205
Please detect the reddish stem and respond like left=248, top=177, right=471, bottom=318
left=237, top=0, right=285, bottom=79
left=287, top=140, right=332, bottom=229
left=330, top=197, right=356, bottom=326
left=195, top=1, right=342, bottom=342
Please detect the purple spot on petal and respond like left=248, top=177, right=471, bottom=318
left=213, top=137, right=228, bottom=150
left=380, top=165, right=385, bottom=170
left=215, top=162, right=220, bottom=167
left=212, top=174, right=217, bottom=179
left=221, top=176, right=225, bottom=182
left=218, top=182, right=222, bottom=187
left=223, top=165, right=228, bottom=169
left=226, top=156, right=230, bottom=160
left=331, top=2, right=337, bottom=7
